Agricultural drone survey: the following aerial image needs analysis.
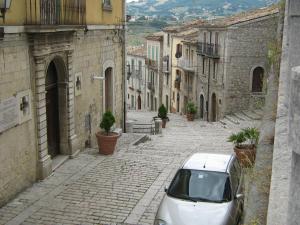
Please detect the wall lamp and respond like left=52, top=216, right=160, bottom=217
left=91, top=74, right=105, bottom=83
left=0, top=0, right=12, bottom=21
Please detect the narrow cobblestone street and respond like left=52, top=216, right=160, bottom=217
left=0, top=112, right=257, bottom=225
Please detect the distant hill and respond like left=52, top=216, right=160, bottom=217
left=127, top=0, right=279, bottom=20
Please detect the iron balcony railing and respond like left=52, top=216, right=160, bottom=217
left=197, top=42, right=220, bottom=58
left=26, top=0, right=86, bottom=25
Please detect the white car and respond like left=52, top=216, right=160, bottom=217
left=154, top=153, right=244, bottom=225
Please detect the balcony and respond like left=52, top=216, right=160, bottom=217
left=147, top=82, right=155, bottom=92
left=197, top=42, right=220, bottom=59
left=177, top=58, right=195, bottom=72
left=145, top=58, right=158, bottom=71
left=26, top=0, right=86, bottom=26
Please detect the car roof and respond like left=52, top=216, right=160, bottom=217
left=182, top=153, right=234, bottom=173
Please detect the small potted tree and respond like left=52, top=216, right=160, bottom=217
left=186, top=102, right=197, bottom=121
left=228, top=127, right=259, bottom=167
left=158, top=104, right=169, bottom=128
left=95, top=111, right=119, bottom=155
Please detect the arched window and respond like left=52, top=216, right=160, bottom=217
left=252, top=67, right=264, bottom=92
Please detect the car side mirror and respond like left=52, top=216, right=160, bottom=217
left=235, top=193, right=244, bottom=200
left=164, top=186, right=168, bottom=192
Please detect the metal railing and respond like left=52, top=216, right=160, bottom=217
left=26, top=0, right=86, bottom=25
left=197, top=42, right=220, bottom=58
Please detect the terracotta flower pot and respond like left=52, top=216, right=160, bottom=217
left=162, top=119, right=168, bottom=128
left=187, top=113, right=195, bottom=121
left=95, top=132, right=120, bottom=155
left=234, top=145, right=256, bottom=167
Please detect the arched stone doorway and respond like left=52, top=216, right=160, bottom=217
left=251, top=66, right=264, bottom=93
left=105, top=67, right=113, bottom=112
left=46, top=62, right=60, bottom=158
left=211, top=93, right=217, bottom=122
left=137, top=95, right=142, bottom=110
left=200, top=95, right=204, bottom=119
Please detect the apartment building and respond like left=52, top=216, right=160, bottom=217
left=145, top=32, right=163, bottom=111
left=0, top=0, right=125, bottom=206
left=166, top=6, right=278, bottom=121
left=127, top=46, right=146, bottom=110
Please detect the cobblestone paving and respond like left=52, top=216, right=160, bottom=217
left=0, top=113, right=257, bottom=225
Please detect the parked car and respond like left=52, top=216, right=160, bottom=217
left=154, top=153, right=244, bottom=225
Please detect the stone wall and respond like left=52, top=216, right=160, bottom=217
left=267, top=0, right=300, bottom=224
left=224, top=15, right=278, bottom=114
left=0, top=28, right=125, bottom=207
left=0, top=33, right=37, bottom=207
left=73, top=29, right=124, bottom=149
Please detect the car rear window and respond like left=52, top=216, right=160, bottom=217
left=167, top=169, right=231, bottom=203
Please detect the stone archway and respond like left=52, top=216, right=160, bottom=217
left=137, top=95, right=142, bottom=110
left=102, top=60, right=115, bottom=114
left=105, top=67, right=113, bottom=112
left=200, top=94, right=204, bottom=119
left=35, top=53, right=78, bottom=179
left=211, top=93, right=217, bottom=122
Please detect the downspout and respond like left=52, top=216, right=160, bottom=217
left=207, top=31, right=212, bottom=121
left=122, top=0, right=127, bottom=132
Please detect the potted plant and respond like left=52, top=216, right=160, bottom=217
left=158, top=104, right=169, bottom=128
left=186, top=102, right=197, bottom=121
left=95, top=111, right=119, bottom=155
left=228, top=127, right=259, bottom=167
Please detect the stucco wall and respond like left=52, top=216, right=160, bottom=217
left=0, top=33, right=37, bottom=207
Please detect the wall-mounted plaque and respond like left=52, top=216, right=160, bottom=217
left=0, top=97, right=18, bottom=133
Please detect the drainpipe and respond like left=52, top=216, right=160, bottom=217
left=207, top=31, right=212, bottom=121
left=122, top=0, right=127, bottom=132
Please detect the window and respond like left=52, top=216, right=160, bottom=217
left=213, top=61, right=217, bottom=80
left=148, top=45, right=151, bottom=58
left=166, top=74, right=169, bottom=85
left=215, top=32, right=219, bottom=45
left=175, top=44, right=182, bottom=58
left=138, top=60, right=142, bottom=75
left=252, top=67, right=264, bottom=92
left=152, top=46, right=155, bottom=60
left=131, top=59, right=135, bottom=74
left=147, top=93, right=150, bottom=107
left=185, top=49, right=189, bottom=59
left=202, top=58, right=205, bottom=74
left=204, top=32, right=207, bottom=43
left=156, top=46, right=159, bottom=62
left=103, top=0, right=112, bottom=10
left=173, top=91, right=175, bottom=101
left=191, top=50, right=194, bottom=66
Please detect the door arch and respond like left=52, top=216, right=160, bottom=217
left=137, top=95, right=142, bottom=110
left=211, top=93, right=217, bottom=122
left=105, top=67, right=113, bottom=112
left=200, top=95, right=204, bottom=119
left=46, top=61, right=60, bottom=158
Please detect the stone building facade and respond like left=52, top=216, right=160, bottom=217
left=165, top=6, right=278, bottom=121
left=145, top=33, right=164, bottom=111
left=0, top=0, right=125, bottom=207
left=267, top=0, right=300, bottom=224
left=126, top=46, right=146, bottom=110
